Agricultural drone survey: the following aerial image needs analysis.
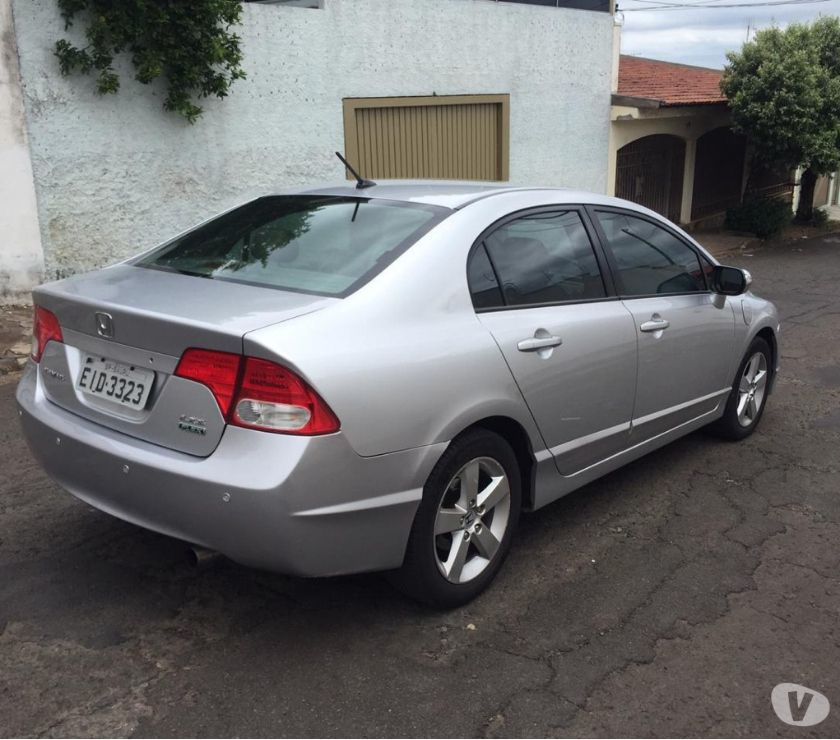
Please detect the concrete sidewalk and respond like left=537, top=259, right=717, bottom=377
left=691, top=231, right=759, bottom=259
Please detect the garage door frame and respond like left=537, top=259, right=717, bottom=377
left=342, top=94, right=510, bottom=182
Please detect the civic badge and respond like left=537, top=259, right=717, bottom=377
left=95, top=312, right=114, bottom=339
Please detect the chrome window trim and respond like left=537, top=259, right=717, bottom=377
left=465, top=204, right=618, bottom=312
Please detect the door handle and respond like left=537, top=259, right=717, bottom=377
left=517, top=335, right=563, bottom=352
left=639, top=318, right=670, bottom=332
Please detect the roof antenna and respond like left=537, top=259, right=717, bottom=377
left=335, top=152, right=376, bottom=189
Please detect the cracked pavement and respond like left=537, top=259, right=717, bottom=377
left=1, top=234, right=839, bottom=737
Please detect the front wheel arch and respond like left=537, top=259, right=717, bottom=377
left=709, top=335, right=772, bottom=440
left=755, top=326, right=778, bottom=391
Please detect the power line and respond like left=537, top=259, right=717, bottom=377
left=622, top=0, right=829, bottom=10
left=624, top=0, right=825, bottom=5
left=624, top=0, right=825, bottom=7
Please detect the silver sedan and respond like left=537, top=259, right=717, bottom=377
left=17, top=182, right=779, bottom=606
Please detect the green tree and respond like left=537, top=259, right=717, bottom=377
left=54, top=0, right=246, bottom=123
left=721, top=17, right=840, bottom=222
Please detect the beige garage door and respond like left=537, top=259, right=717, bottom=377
left=343, top=95, right=510, bottom=182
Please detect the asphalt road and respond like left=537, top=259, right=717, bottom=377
left=2, top=234, right=839, bottom=738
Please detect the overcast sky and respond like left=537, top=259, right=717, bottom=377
left=618, top=1, right=840, bottom=68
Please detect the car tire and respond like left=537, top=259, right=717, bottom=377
left=390, top=428, right=521, bottom=608
left=709, top=336, right=772, bottom=440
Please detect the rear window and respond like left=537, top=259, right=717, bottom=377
left=136, top=196, right=449, bottom=297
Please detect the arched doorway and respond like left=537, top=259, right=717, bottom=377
left=615, top=135, right=685, bottom=223
left=691, top=127, right=746, bottom=221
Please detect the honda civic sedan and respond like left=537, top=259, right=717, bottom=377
left=17, top=182, right=779, bottom=606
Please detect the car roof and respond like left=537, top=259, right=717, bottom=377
left=293, top=180, right=716, bottom=263
left=297, top=180, right=632, bottom=211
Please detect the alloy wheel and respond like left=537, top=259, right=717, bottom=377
left=433, top=457, right=511, bottom=584
left=737, top=351, right=768, bottom=427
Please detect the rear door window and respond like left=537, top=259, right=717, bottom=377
left=467, top=244, right=505, bottom=309
left=137, top=195, right=449, bottom=297
left=473, top=210, right=606, bottom=308
left=594, top=211, right=707, bottom=296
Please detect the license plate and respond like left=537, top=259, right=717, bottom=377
left=77, top=355, right=155, bottom=409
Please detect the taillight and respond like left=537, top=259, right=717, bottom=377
left=31, top=306, right=63, bottom=363
left=231, top=357, right=340, bottom=435
left=174, top=349, right=242, bottom=416
left=174, top=349, right=340, bottom=436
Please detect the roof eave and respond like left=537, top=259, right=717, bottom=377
left=611, top=93, right=662, bottom=109
left=612, top=94, right=729, bottom=109
left=659, top=100, right=728, bottom=107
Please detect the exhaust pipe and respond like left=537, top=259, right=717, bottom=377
left=188, top=545, right=221, bottom=568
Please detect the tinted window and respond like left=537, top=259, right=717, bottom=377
left=699, top=253, right=716, bottom=285
left=482, top=211, right=606, bottom=307
left=468, top=244, right=504, bottom=309
left=137, top=196, right=447, bottom=297
left=595, top=211, right=706, bottom=296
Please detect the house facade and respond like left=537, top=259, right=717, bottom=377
left=1, top=0, right=616, bottom=302
left=609, top=55, right=792, bottom=229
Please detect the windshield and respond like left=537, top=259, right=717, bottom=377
left=136, top=195, right=449, bottom=297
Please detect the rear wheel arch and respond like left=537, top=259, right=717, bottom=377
left=453, top=416, right=537, bottom=512
left=393, top=423, right=525, bottom=606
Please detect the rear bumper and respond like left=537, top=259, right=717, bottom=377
left=16, top=363, right=445, bottom=576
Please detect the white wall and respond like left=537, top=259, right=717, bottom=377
left=1, top=0, right=44, bottom=303
left=12, top=0, right=614, bottom=280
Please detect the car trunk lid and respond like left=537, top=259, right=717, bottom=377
left=33, top=264, right=336, bottom=456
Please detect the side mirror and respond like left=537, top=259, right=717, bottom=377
left=711, top=265, right=751, bottom=296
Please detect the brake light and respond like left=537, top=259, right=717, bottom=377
left=31, top=306, right=63, bottom=363
left=174, top=349, right=242, bottom=416
left=174, top=349, right=340, bottom=436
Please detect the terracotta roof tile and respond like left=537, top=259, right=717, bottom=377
left=617, top=55, right=727, bottom=106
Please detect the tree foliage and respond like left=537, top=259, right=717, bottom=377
left=721, top=17, right=840, bottom=220
left=53, top=0, right=246, bottom=123
left=725, top=196, right=791, bottom=239
left=722, top=17, right=840, bottom=173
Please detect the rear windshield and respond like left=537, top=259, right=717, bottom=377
left=136, top=195, right=449, bottom=297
